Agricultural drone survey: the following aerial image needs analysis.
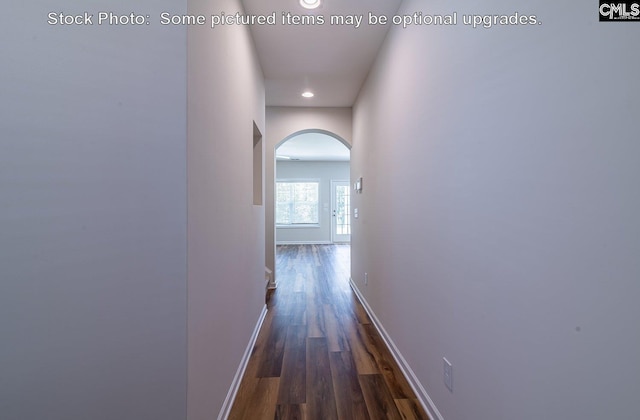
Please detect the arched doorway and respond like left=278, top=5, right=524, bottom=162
left=275, top=131, right=351, bottom=246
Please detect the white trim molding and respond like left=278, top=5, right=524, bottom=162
left=276, top=224, right=321, bottom=229
left=265, top=267, right=276, bottom=290
left=217, top=305, right=269, bottom=420
left=349, top=278, right=444, bottom=420
left=275, top=240, right=332, bottom=245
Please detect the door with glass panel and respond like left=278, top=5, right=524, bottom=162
left=331, top=181, right=351, bottom=243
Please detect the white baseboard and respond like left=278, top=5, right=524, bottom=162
left=276, top=240, right=332, bottom=245
left=217, top=304, right=268, bottom=420
left=349, top=278, right=444, bottom=420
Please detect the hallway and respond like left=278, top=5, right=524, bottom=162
left=229, top=245, right=429, bottom=419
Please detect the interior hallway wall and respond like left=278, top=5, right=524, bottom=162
left=265, top=107, right=351, bottom=285
left=187, top=0, right=266, bottom=418
left=1, top=1, right=188, bottom=419
left=351, top=0, right=640, bottom=419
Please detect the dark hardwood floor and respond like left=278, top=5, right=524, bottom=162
left=228, top=244, right=429, bottom=420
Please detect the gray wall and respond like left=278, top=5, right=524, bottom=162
left=276, top=161, right=350, bottom=244
left=187, top=0, right=266, bottom=418
left=1, top=0, right=267, bottom=418
left=351, top=0, right=640, bottom=419
left=1, top=1, right=188, bottom=419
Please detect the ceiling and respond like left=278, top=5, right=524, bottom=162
left=276, top=132, right=350, bottom=161
left=241, top=0, right=403, bottom=107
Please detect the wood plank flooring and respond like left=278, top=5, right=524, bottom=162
left=229, top=244, right=429, bottom=420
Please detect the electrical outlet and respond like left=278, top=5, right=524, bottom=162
left=364, top=272, right=368, bottom=285
left=443, top=358, right=453, bottom=392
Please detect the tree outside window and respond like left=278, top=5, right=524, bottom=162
left=276, top=181, right=319, bottom=225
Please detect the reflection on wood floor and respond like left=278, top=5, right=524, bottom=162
left=228, top=244, right=429, bottom=420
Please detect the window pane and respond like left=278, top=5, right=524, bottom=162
left=276, top=202, right=291, bottom=224
left=293, top=203, right=317, bottom=224
left=335, top=185, right=351, bottom=235
left=276, top=181, right=319, bottom=224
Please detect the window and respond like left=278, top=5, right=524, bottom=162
left=276, top=181, right=319, bottom=225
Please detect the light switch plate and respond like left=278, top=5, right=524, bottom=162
left=444, top=358, right=453, bottom=392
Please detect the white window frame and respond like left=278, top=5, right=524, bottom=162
left=276, top=179, right=321, bottom=228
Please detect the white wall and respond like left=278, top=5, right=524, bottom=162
left=0, top=1, right=187, bottom=419
left=187, top=0, right=266, bottom=418
left=276, top=161, right=350, bottom=244
left=266, top=107, right=352, bottom=283
left=351, top=1, right=640, bottom=419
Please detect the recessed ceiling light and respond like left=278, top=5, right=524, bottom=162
left=299, top=0, right=321, bottom=10
left=302, top=91, right=314, bottom=98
